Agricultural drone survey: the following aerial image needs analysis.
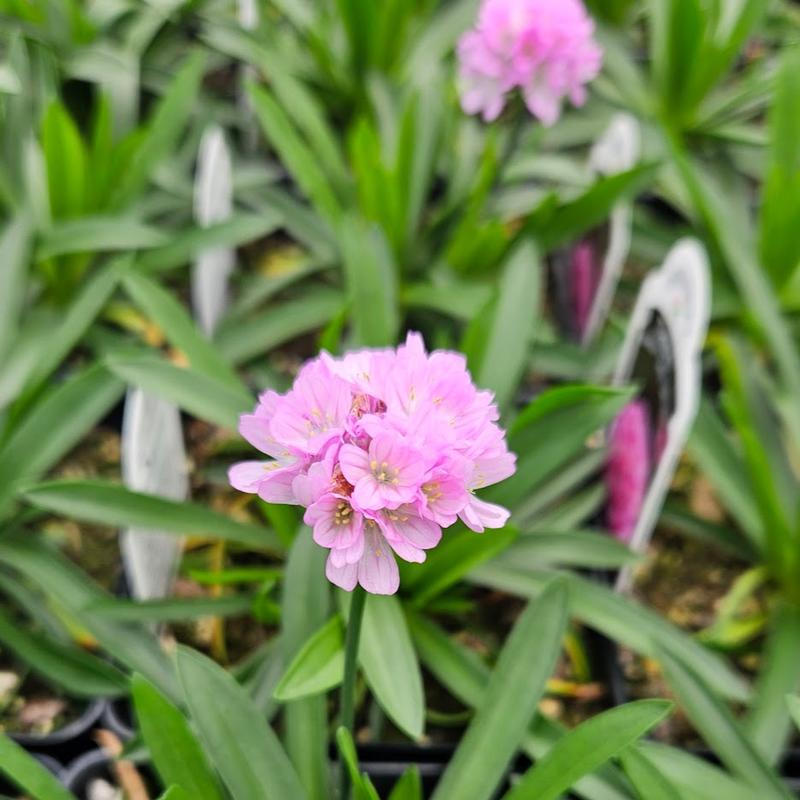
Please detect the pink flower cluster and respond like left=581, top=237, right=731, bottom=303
left=605, top=400, right=651, bottom=541
left=457, top=0, right=603, bottom=125
left=229, top=333, right=516, bottom=595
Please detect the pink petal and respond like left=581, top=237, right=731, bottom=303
left=326, top=555, right=358, bottom=591
left=339, top=444, right=371, bottom=485
left=358, top=528, right=400, bottom=595
left=459, top=497, right=511, bottom=532
left=228, top=461, right=271, bottom=493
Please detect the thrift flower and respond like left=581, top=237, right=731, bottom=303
left=457, top=0, right=603, bottom=125
left=605, top=399, right=651, bottom=542
left=230, top=333, right=516, bottom=595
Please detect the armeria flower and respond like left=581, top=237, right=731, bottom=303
left=605, top=400, right=651, bottom=542
left=457, top=0, right=603, bottom=125
left=229, top=332, right=516, bottom=594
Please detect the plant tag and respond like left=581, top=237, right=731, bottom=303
left=192, top=125, right=234, bottom=337
left=610, top=239, right=710, bottom=590
left=550, top=113, right=640, bottom=345
left=121, top=389, right=189, bottom=601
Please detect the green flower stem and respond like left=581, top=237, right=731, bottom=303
left=339, top=586, right=367, bottom=800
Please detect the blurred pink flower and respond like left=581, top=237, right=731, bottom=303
left=457, top=0, right=603, bottom=125
left=230, top=333, right=516, bottom=595
left=606, top=399, right=651, bottom=542
left=570, top=239, right=600, bottom=339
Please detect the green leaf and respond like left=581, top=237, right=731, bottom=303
left=527, top=165, right=656, bottom=251
left=280, top=531, right=331, bottom=800
left=405, top=526, right=517, bottom=606
left=106, top=352, right=250, bottom=429
left=21, top=479, right=280, bottom=550
left=122, top=270, right=244, bottom=390
left=113, top=51, right=205, bottom=208
left=216, top=288, right=343, bottom=365
left=0, top=364, right=123, bottom=514
left=469, top=565, right=750, bottom=702
left=640, top=741, right=758, bottom=800
left=0, top=214, right=32, bottom=359
left=745, top=600, right=800, bottom=763
left=36, top=215, right=168, bottom=259
left=504, top=700, right=672, bottom=800
left=0, top=607, right=126, bottom=697
left=0, top=535, right=178, bottom=700
left=688, top=397, right=763, bottom=548
left=138, top=213, right=282, bottom=274
left=176, top=646, right=308, bottom=800
left=649, top=0, right=705, bottom=120
left=619, top=745, right=681, bottom=800
left=42, top=100, right=86, bottom=219
left=132, top=675, right=224, bottom=800
left=388, top=766, right=423, bottom=800
left=431, top=578, right=569, bottom=800
left=335, top=726, right=382, bottom=800
left=470, top=239, right=540, bottom=410
left=157, top=788, right=192, bottom=800
left=488, top=386, right=631, bottom=509
left=657, top=647, right=790, bottom=798
left=274, top=615, right=344, bottom=701
left=409, top=613, right=633, bottom=800
left=494, top=531, right=640, bottom=570
left=338, top=215, right=399, bottom=347
left=760, top=45, right=800, bottom=288
left=88, top=594, right=254, bottom=622
left=21, top=256, right=127, bottom=397
left=248, top=82, right=341, bottom=224
left=359, top=595, right=425, bottom=739
left=0, top=735, right=77, bottom=800
left=787, top=695, right=800, bottom=732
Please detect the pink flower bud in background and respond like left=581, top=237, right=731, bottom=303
left=457, top=0, right=603, bottom=125
left=606, top=399, right=651, bottom=542
left=230, top=333, right=516, bottom=595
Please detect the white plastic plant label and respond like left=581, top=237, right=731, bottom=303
left=609, top=238, right=711, bottom=591
left=550, top=113, right=641, bottom=345
left=192, top=125, right=234, bottom=337
left=121, top=389, right=189, bottom=601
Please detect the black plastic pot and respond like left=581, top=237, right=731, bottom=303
left=0, top=752, right=64, bottom=795
left=10, top=698, right=106, bottom=763
left=63, top=749, right=158, bottom=799
left=100, top=696, right=135, bottom=741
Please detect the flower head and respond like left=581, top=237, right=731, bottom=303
left=457, top=0, right=603, bottom=125
left=229, top=333, right=516, bottom=594
left=605, top=399, right=651, bottom=542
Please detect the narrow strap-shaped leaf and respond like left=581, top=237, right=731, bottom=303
left=281, top=530, right=331, bottom=800
left=176, top=646, right=308, bottom=800
left=0, top=364, right=123, bottom=514
left=657, top=647, right=791, bottom=799
left=431, top=578, right=569, bottom=800
left=107, top=352, right=251, bottom=429
left=745, top=603, right=800, bottom=763
left=619, top=745, right=680, bottom=800
left=88, top=594, right=254, bottom=622
left=0, top=607, right=127, bottom=697
left=21, top=479, right=280, bottom=550
left=274, top=614, right=344, bottom=701
left=123, top=270, right=243, bottom=390
left=0, top=535, right=178, bottom=700
left=359, top=594, right=425, bottom=739
left=503, top=700, right=672, bottom=800
left=0, top=736, right=77, bottom=800
left=132, top=674, right=224, bottom=800
left=469, top=564, right=750, bottom=702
